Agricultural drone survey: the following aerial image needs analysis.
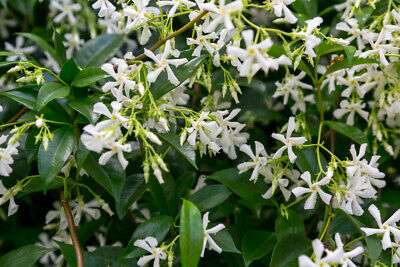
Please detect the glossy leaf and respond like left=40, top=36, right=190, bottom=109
left=321, top=57, right=377, bottom=81
left=150, top=50, right=206, bottom=99
left=1, top=85, right=39, bottom=110
left=0, top=61, right=19, bottom=68
left=53, top=29, right=66, bottom=66
left=157, top=132, right=197, bottom=169
left=17, top=32, right=58, bottom=65
left=57, top=242, right=103, bottom=267
left=315, top=41, right=344, bottom=57
left=115, top=174, right=147, bottom=219
left=38, top=126, right=76, bottom=188
left=294, top=146, right=328, bottom=177
left=180, top=200, right=203, bottom=267
left=344, top=46, right=357, bottom=64
left=189, top=184, right=231, bottom=212
left=0, top=245, right=54, bottom=267
left=242, top=230, right=276, bottom=266
left=291, top=0, right=318, bottom=19
left=325, top=120, right=368, bottom=145
left=207, top=168, right=268, bottom=205
left=270, top=234, right=311, bottom=267
left=71, top=67, right=108, bottom=87
left=60, top=58, right=80, bottom=84
left=213, top=229, right=241, bottom=254
left=122, top=216, right=174, bottom=259
left=275, top=211, right=306, bottom=240
left=75, top=34, right=124, bottom=67
left=37, top=82, right=70, bottom=110
left=68, top=97, right=98, bottom=124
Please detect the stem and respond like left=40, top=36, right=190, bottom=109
left=5, top=107, right=28, bottom=124
left=61, top=192, right=84, bottom=267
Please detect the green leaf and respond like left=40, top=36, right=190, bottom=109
left=0, top=245, right=54, bottom=267
left=315, top=41, right=344, bottom=57
left=1, top=84, right=39, bottom=110
left=79, top=151, right=126, bottom=201
left=17, top=32, right=58, bottom=65
left=156, top=132, right=197, bottom=169
left=344, top=46, right=357, bottom=64
left=38, top=126, right=76, bottom=188
left=71, top=67, right=108, bottom=87
left=0, top=61, right=19, bottom=68
left=68, top=97, right=98, bottom=124
left=180, top=200, right=203, bottom=267
left=270, top=234, right=311, bottom=267
left=292, top=0, right=318, bottom=19
left=115, top=174, right=147, bottom=219
left=325, top=121, right=368, bottom=145
left=57, top=242, right=103, bottom=267
left=60, top=58, right=81, bottom=84
left=92, top=246, right=137, bottom=266
left=122, top=216, right=174, bottom=259
left=339, top=209, right=382, bottom=264
left=189, top=184, right=231, bottom=212
left=294, top=146, right=328, bottom=177
left=37, top=82, right=70, bottom=110
left=150, top=50, right=206, bottom=99
left=53, top=29, right=66, bottom=66
left=75, top=34, right=124, bottom=67
left=275, top=211, right=306, bottom=240
left=320, top=57, right=378, bottom=81
left=0, top=51, right=19, bottom=57
left=213, top=229, right=241, bottom=254
left=242, top=230, right=276, bottom=266
left=207, top=168, right=268, bottom=205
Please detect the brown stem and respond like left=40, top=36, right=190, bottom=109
left=114, top=10, right=209, bottom=70
left=61, top=192, right=84, bottom=267
left=5, top=107, right=28, bottom=124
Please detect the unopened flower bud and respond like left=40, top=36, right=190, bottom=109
left=146, top=132, right=162, bottom=145
left=35, top=118, right=43, bottom=128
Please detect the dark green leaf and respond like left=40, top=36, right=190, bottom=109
left=79, top=151, right=126, bottom=201
left=0, top=61, right=20, bottom=68
left=92, top=246, right=137, bottom=266
left=71, top=67, right=108, bottom=87
left=68, top=97, right=98, bottom=124
left=294, top=146, right=328, bottom=177
left=53, top=29, right=66, bottom=66
left=180, top=200, right=203, bottom=267
left=189, top=184, right=231, bottom=212
left=275, top=211, right=306, bottom=240
left=242, top=230, right=276, bottom=266
left=344, top=46, right=357, bottom=64
left=213, top=229, right=241, bottom=254
left=57, top=242, right=103, bottom=267
left=115, top=174, right=147, bottom=219
left=1, top=85, right=39, bottom=110
left=0, top=51, right=19, bottom=57
left=37, top=82, right=70, bottom=110
left=60, top=58, right=80, bottom=84
left=0, top=245, right=54, bottom=267
left=325, top=120, right=368, bottom=145
left=17, top=32, right=58, bottom=65
left=75, top=34, right=124, bottom=67
left=38, top=126, right=76, bottom=188
left=122, top=216, right=174, bottom=259
left=292, top=0, right=318, bottom=19
left=207, top=168, right=268, bottom=205
left=150, top=50, right=206, bottom=99
left=315, top=41, right=344, bottom=57
left=321, top=57, right=378, bottom=81
left=270, top=234, right=311, bottom=267
left=157, top=132, right=197, bottom=169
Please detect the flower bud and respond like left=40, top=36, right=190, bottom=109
left=146, top=132, right=162, bottom=145
left=35, top=118, right=44, bottom=128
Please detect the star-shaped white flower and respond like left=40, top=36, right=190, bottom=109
left=92, top=0, right=116, bottom=17
left=200, top=0, right=243, bottom=32
left=201, top=212, right=225, bottom=257
left=272, top=116, right=307, bottom=163
left=157, top=0, right=196, bottom=18
left=238, top=141, right=269, bottom=182
left=134, top=236, right=167, bottom=267
left=270, top=0, right=297, bottom=24
left=333, top=100, right=369, bottom=126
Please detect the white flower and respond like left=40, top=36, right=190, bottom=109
left=81, top=124, right=115, bottom=153
left=270, top=0, right=297, bottom=24
left=187, top=26, right=218, bottom=57
left=323, top=233, right=364, bottom=266
left=361, top=204, right=400, bottom=250
left=63, top=33, right=84, bottom=58
left=238, top=141, right=268, bottom=182
left=50, top=0, right=82, bottom=24
left=186, top=111, right=220, bottom=146
left=292, top=170, right=332, bottom=209
left=298, top=239, right=329, bottom=267
left=92, top=0, right=116, bottom=17
left=35, top=118, right=44, bottom=128
left=145, top=40, right=188, bottom=85
left=101, top=60, right=136, bottom=102
left=294, top=17, right=323, bottom=57
left=99, top=140, right=132, bottom=169
left=201, top=212, right=225, bottom=257
left=73, top=198, right=101, bottom=226
left=200, top=0, right=243, bottom=32
left=263, top=169, right=291, bottom=201
left=336, top=18, right=365, bottom=50
left=272, top=116, right=307, bottom=163
left=333, top=100, right=369, bottom=126
left=0, top=10, right=17, bottom=39
left=0, top=181, right=20, bottom=216
left=272, top=72, right=313, bottom=105
left=227, top=29, right=291, bottom=77
left=0, top=135, right=20, bottom=177
left=134, top=237, right=167, bottom=267
left=157, top=0, right=196, bottom=18
left=45, top=201, right=69, bottom=230
left=5, top=36, right=35, bottom=61
left=93, top=101, right=128, bottom=129
left=36, top=233, right=63, bottom=265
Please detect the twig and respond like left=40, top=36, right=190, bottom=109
left=61, top=192, right=84, bottom=267
left=114, top=10, right=209, bottom=70
left=5, top=107, right=28, bottom=124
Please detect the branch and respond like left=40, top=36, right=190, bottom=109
left=5, top=107, right=28, bottom=124
left=114, top=10, right=209, bottom=70
left=61, top=192, right=84, bottom=267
